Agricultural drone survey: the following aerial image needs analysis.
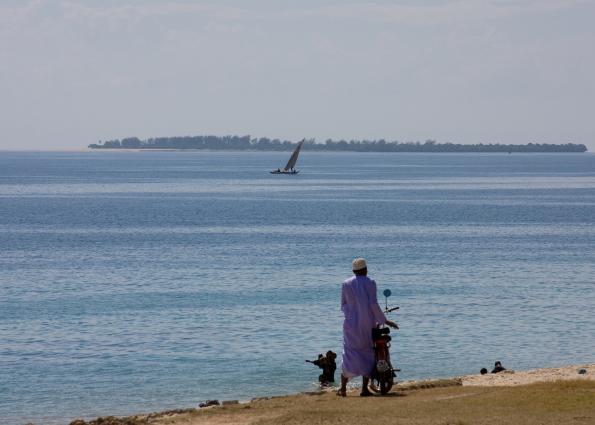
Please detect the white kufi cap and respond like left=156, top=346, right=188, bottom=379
left=352, top=258, right=367, bottom=271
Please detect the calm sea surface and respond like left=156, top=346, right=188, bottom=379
left=1, top=151, right=594, bottom=424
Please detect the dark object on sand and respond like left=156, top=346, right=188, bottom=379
left=306, top=350, right=337, bottom=385
left=492, top=361, right=506, bottom=374
left=578, top=368, right=587, bottom=375
left=199, top=400, right=220, bottom=408
left=480, top=368, right=488, bottom=375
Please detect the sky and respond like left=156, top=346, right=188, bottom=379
left=0, top=0, right=594, bottom=150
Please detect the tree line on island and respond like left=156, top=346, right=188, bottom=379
left=88, top=136, right=587, bottom=153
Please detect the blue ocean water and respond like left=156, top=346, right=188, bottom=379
left=1, top=151, right=594, bottom=424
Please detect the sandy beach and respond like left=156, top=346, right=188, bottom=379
left=461, top=363, right=595, bottom=387
left=67, top=363, right=595, bottom=425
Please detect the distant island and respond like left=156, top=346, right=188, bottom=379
left=89, top=136, right=588, bottom=153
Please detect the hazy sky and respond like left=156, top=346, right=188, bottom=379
left=1, top=0, right=594, bottom=150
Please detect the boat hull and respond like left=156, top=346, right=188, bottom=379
left=270, top=170, right=299, bottom=174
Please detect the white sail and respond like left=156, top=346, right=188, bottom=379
left=284, top=140, right=304, bottom=171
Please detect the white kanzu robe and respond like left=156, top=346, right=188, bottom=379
left=341, top=275, right=388, bottom=378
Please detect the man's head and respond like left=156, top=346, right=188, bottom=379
left=352, top=258, right=367, bottom=276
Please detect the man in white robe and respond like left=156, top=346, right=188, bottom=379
left=337, top=258, right=397, bottom=396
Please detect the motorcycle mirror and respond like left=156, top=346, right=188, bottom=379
left=383, top=289, right=392, bottom=311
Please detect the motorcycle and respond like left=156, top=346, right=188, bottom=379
left=368, top=289, right=400, bottom=395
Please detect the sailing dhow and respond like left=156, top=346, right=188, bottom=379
left=270, top=140, right=304, bottom=174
